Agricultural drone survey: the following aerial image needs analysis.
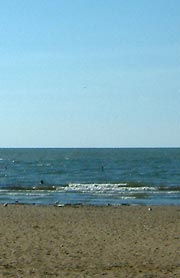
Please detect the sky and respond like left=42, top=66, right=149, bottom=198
left=0, top=0, right=179, bottom=147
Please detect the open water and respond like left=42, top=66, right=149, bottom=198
left=0, top=148, right=179, bottom=206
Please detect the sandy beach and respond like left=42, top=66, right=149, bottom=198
left=0, top=205, right=179, bottom=278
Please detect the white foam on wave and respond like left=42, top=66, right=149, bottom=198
left=64, top=183, right=122, bottom=194
left=121, top=196, right=136, bottom=199
left=64, top=183, right=156, bottom=194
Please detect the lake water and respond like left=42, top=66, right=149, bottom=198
left=0, top=148, right=179, bottom=206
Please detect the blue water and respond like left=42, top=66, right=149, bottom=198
left=0, top=148, right=179, bottom=206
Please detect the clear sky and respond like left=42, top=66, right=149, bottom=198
left=0, top=0, right=179, bottom=147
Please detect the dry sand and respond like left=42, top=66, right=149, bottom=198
left=0, top=205, right=179, bottom=278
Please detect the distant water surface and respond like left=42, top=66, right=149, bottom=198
left=0, top=148, right=179, bottom=205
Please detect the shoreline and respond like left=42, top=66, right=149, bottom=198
left=0, top=205, right=179, bottom=277
left=1, top=202, right=180, bottom=207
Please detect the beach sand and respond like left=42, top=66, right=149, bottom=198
left=0, top=205, right=179, bottom=278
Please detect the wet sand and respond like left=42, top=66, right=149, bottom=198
left=0, top=205, right=179, bottom=277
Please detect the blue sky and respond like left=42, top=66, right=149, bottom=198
left=0, top=0, right=179, bottom=147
